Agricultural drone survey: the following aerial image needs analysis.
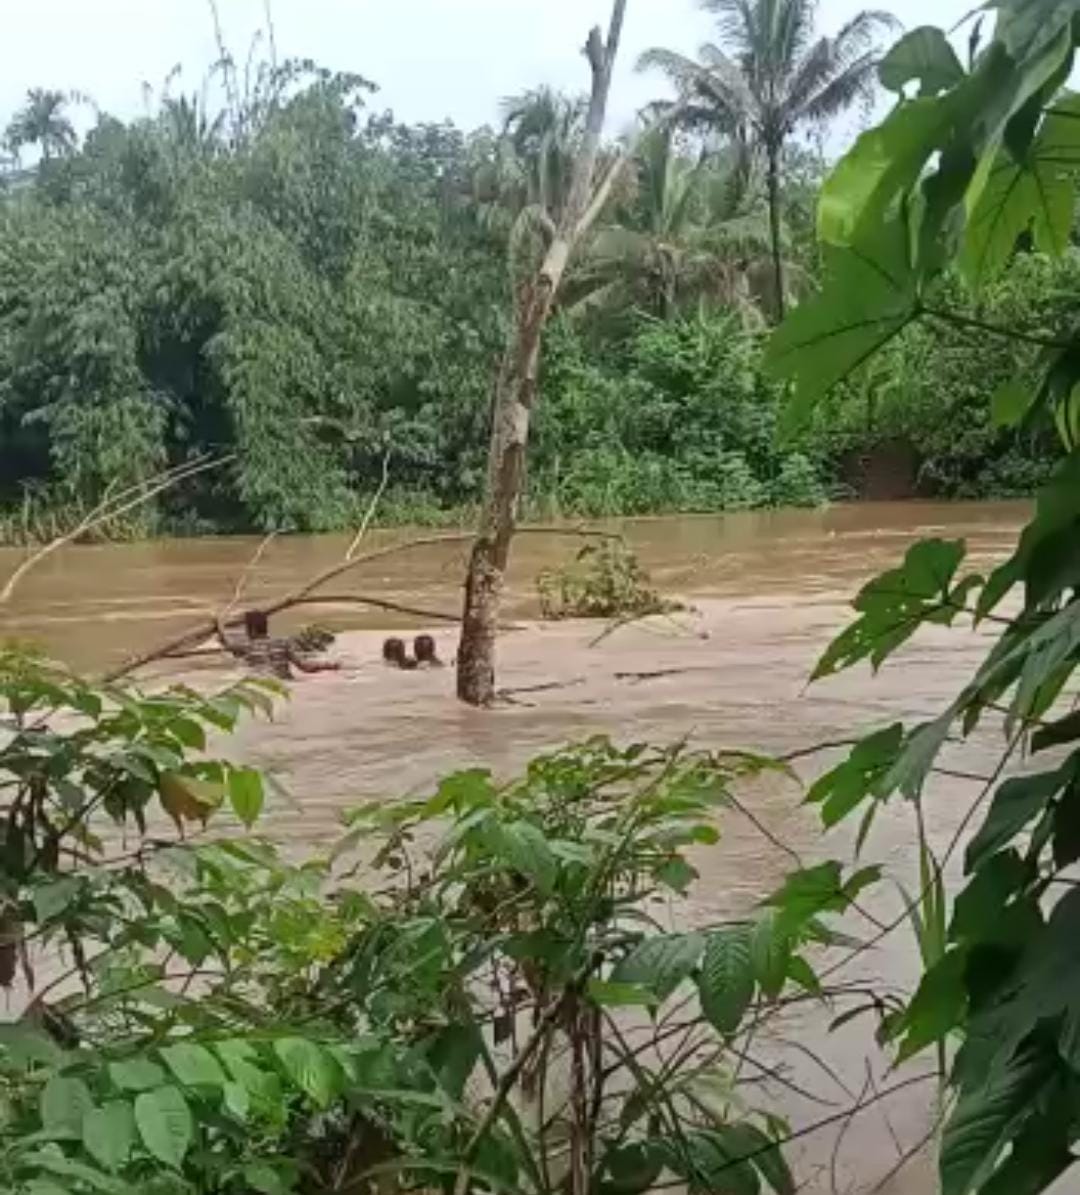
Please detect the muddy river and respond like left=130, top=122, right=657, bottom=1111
left=0, top=502, right=1044, bottom=1193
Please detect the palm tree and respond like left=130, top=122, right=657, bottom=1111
left=639, top=0, right=896, bottom=318
left=5, top=89, right=78, bottom=161
left=570, top=125, right=776, bottom=321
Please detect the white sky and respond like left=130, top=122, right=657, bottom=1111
left=0, top=0, right=973, bottom=138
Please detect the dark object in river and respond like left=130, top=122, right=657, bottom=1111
left=414, top=634, right=444, bottom=668
left=232, top=610, right=340, bottom=678
left=383, top=637, right=417, bottom=670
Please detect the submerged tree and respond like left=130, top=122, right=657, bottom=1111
left=639, top=0, right=895, bottom=318
left=456, top=0, right=632, bottom=706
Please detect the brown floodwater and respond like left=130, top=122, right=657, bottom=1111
left=0, top=501, right=1050, bottom=1194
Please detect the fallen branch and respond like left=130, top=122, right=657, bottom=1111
left=346, top=448, right=392, bottom=561
left=103, top=533, right=477, bottom=681
left=1, top=454, right=234, bottom=606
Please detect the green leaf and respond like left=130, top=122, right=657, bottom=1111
left=40, top=1075, right=94, bottom=1140
left=990, top=379, right=1036, bottom=429
left=273, top=1038, right=341, bottom=1108
left=940, top=1045, right=1055, bottom=1195
left=813, top=539, right=968, bottom=679
left=716, top=1122, right=795, bottom=1195
left=32, top=878, right=80, bottom=924
left=587, top=980, right=656, bottom=1007
left=805, top=723, right=904, bottom=828
left=223, top=1080, right=251, bottom=1120
left=965, top=762, right=1073, bottom=873
left=160, top=1042, right=227, bottom=1089
left=244, top=1161, right=297, bottom=1195
left=134, top=1086, right=192, bottom=1169
left=878, top=26, right=964, bottom=96
left=667, top=1129, right=761, bottom=1195
left=961, top=128, right=1076, bottom=288
left=698, top=925, right=754, bottom=1034
left=23, top=1150, right=128, bottom=1194
left=750, top=911, right=791, bottom=1000
left=228, top=768, right=264, bottom=828
left=108, top=1058, right=165, bottom=1092
left=82, top=1101, right=136, bottom=1171
left=656, top=855, right=697, bottom=893
left=490, top=820, right=557, bottom=895
left=611, top=932, right=703, bottom=1003
left=894, top=948, right=968, bottom=1061
left=766, top=217, right=917, bottom=418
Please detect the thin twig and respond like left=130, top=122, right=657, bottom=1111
left=346, top=449, right=392, bottom=561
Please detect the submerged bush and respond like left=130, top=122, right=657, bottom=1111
left=537, top=539, right=677, bottom=620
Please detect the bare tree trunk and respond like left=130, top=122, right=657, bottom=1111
left=766, top=141, right=785, bottom=322
left=456, top=0, right=629, bottom=706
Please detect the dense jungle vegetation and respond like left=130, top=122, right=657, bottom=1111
left=0, top=12, right=1066, bottom=541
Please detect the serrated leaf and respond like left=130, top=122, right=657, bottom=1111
left=134, top=1086, right=192, bottom=1169
left=40, top=1075, right=93, bottom=1140
left=698, top=925, right=754, bottom=1034
left=160, top=1042, right=226, bottom=1088
left=805, top=723, right=904, bottom=828
left=611, top=933, right=702, bottom=1003
left=490, top=820, right=557, bottom=895
left=82, top=1100, right=136, bottom=1171
left=273, top=1038, right=340, bottom=1108
left=228, top=768, right=264, bottom=828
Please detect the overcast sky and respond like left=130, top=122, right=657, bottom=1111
left=2, top=0, right=974, bottom=139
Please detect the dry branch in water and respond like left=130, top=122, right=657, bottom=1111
left=0, top=455, right=235, bottom=607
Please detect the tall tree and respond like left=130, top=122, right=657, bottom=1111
left=456, top=0, right=631, bottom=707
left=570, top=125, right=774, bottom=320
left=639, top=0, right=894, bottom=318
left=5, top=89, right=78, bottom=161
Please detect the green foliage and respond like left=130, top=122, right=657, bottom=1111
left=776, top=7, right=1080, bottom=1191
left=537, top=539, right=676, bottom=620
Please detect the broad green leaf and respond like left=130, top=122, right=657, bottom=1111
left=0, top=1024, right=63, bottom=1068
left=82, top=1101, right=136, bottom=1171
left=134, top=1086, right=192, bottom=1169
left=950, top=851, right=1026, bottom=942
left=940, top=1045, right=1055, bottom=1195
left=23, top=1150, right=128, bottom=1194
left=883, top=711, right=954, bottom=800
left=666, top=1129, right=760, bottom=1195
left=426, top=1023, right=482, bottom=1100
left=40, top=1075, right=94, bottom=1140
left=490, top=820, right=557, bottom=894
left=228, top=768, right=264, bottom=828
left=32, top=878, right=80, bottom=923
left=273, top=1038, right=341, bottom=1108
left=961, top=134, right=1076, bottom=287
left=108, top=1058, right=165, bottom=1092
left=765, top=861, right=878, bottom=931
left=698, top=924, right=754, bottom=1034
left=878, top=26, right=964, bottom=97
left=766, top=218, right=917, bottom=419
left=990, top=379, right=1036, bottom=429
left=160, top=1042, right=227, bottom=1088
left=223, top=1080, right=251, bottom=1120
left=965, top=762, right=1073, bottom=873
left=716, top=1122, right=795, bottom=1195
left=893, top=948, right=968, bottom=1061
left=750, top=911, right=791, bottom=1000
left=602, top=1140, right=666, bottom=1195
left=656, top=855, right=697, bottom=893
left=244, top=1161, right=298, bottom=1195
left=611, top=932, right=703, bottom=1002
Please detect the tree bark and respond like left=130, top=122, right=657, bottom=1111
left=456, top=0, right=629, bottom=706
left=766, top=141, right=785, bottom=322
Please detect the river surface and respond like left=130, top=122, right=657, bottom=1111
left=0, top=501, right=1052, bottom=1194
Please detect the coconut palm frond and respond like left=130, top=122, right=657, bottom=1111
left=799, top=52, right=880, bottom=124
